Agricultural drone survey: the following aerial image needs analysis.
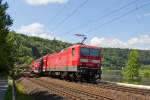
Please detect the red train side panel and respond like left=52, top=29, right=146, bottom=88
left=31, top=44, right=102, bottom=81
left=46, top=44, right=102, bottom=72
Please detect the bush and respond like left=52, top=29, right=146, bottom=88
left=143, top=72, right=150, bottom=78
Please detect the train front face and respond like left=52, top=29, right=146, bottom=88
left=79, top=45, right=102, bottom=80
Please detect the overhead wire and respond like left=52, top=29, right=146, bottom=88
left=85, top=1, right=150, bottom=33
left=48, top=0, right=71, bottom=38
left=65, top=0, right=139, bottom=34
left=52, top=0, right=89, bottom=31
left=49, top=0, right=71, bottom=25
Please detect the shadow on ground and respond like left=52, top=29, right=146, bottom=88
left=31, top=91, right=64, bottom=100
left=17, top=90, right=65, bottom=100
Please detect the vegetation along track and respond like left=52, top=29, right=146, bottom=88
left=27, top=78, right=113, bottom=100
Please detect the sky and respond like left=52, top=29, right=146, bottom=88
left=6, top=0, right=150, bottom=50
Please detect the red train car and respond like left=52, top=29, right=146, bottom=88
left=31, top=58, right=42, bottom=74
left=31, top=43, right=102, bottom=82
left=31, top=55, right=48, bottom=74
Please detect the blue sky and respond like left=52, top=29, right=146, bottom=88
left=6, top=0, right=150, bottom=49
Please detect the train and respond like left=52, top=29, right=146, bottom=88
left=31, top=43, right=102, bottom=82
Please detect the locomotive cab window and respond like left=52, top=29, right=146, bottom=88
left=80, top=48, right=100, bottom=57
left=90, top=49, right=100, bottom=57
left=72, top=48, right=75, bottom=56
left=80, top=48, right=90, bottom=56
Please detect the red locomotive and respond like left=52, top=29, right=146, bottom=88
left=31, top=43, right=102, bottom=82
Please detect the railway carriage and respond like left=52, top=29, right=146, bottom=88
left=31, top=55, right=48, bottom=74
left=31, top=43, right=102, bottom=82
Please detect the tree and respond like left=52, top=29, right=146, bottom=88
left=123, top=50, right=140, bottom=80
left=0, top=0, right=13, bottom=74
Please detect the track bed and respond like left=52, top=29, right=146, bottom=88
left=16, top=77, right=150, bottom=100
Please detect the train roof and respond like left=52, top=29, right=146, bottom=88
left=69, top=43, right=102, bottom=49
left=32, top=44, right=102, bottom=61
left=50, top=44, right=102, bottom=55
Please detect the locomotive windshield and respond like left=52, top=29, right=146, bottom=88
left=90, top=49, right=100, bottom=56
left=80, top=48, right=100, bottom=57
left=80, top=48, right=89, bottom=56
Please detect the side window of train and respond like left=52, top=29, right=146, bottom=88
left=72, top=48, right=75, bottom=56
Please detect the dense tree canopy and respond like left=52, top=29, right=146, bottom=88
left=0, top=0, right=13, bottom=74
left=11, top=32, right=150, bottom=74
left=11, top=32, right=71, bottom=75
left=102, top=48, right=150, bottom=69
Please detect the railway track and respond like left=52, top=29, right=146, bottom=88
left=98, top=82, right=150, bottom=95
left=24, top=77, right=150, bottom=100
left=78, top=81, right=150, bottom=96
left=43, top=77, right=150, bottom=100
left=44, top=77, right=150, bottom=96
left=27, top=78, right=113, bottom=100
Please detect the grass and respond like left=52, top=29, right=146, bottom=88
left=4, top=79, right=13, bottom=100
left=102, top=69, right=123, bottom=77
left=16, top=82, right=32, bottom=100
left=139, top=68, right=150, bottom=78
left=4, top=85, right=12, bottom=100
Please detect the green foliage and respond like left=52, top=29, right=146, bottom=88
left=139, top=65, right=150, bottom=78
left=102, top=48, right=150, bottom=69
left=4, top=84, right=12, bottom=100
left=10, top=32, right=150, bottom=76
left=102, top=48, right=130, bottom=69
left=4, top=79, right=13, bottom=100
left=0, top=0, right=13, bottom=74
left=11, top=32, right=71, bottom=75
left=16, top=84, right=32, bottom=100
left=31, top=47, right=41, bottom=59
left=122, top=50, right=140, bottom=80
left=42, top=48, right=48, bottom=55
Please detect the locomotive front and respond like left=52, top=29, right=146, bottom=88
left=78, top=45, right=102, bottom=81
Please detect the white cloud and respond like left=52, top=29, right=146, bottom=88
left=16, top=22, right=59, bottom=40
left=128, top=35, right=150, bottom=45
left=90, top=35, right=150, bottom=50
left=90, top=37, right=127, bottom=48
left=16, top=23, right=44, bottom=34
left=16, top=23, right=150, bottom=50
left=24, top=0, right=69, bottom=5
